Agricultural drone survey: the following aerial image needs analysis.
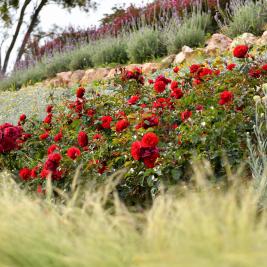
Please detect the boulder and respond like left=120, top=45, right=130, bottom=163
left=126, top=64, right=143, bottom=71
left=205, top=33, right=232, bottom=54
left=106, top=68, right=117, bottom=79
left=47, top=78, right=62, bottom=88
left=256, top=31, right=267, bottom=46
left=56, top=71, right=72, bottom=86
left=161, top=54, right=176, bottom=68
left=80, top=68, right=110, bottom=85
left=142, top=63, right=160, bottom=74
left=173, top=46, right=194, bottom=64
left=69, top=70, right=85, bottom=86
left=231, top=33, right=258, bottom=49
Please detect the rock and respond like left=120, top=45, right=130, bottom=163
left=80, top=68, right=110, bottom=85
left=56, top=71, right=72, bottom=86
left=69, top=70, right=85, bottom=86
left=161, top=54, right=176, bottom=68
left=256, top=31, right=267, bottom=46
left=231, top=33, right=258, bottom=49
left=126, top=64, right=143, bottom=71
left=142, top=63, right=160, bottom=74
left=47, top=78, right=62, bottom=88
left=174, top=46, right=194, bottom=64
left=205, top=33, right=232, bottom=54
left=106, top=68, right=117, bottom=79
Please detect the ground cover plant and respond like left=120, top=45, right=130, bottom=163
left=0, top=45, right=267, bottom=204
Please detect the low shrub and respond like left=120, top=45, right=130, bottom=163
left=44, top=53, right=72, bottom=77
left=166, top=11, right=211, bottom=53
left=127, top=27, right=167, bottom=63
left=92, top=37, right=129, bottom=66
left=217, top=0, right=267, bottom=37
left=69, top=47, right=94, bottom=70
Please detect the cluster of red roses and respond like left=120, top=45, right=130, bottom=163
left=0, top=123, right=22, bottom=154
left=123, top=67, right=144, bottom=85
left=131, top=132, right=160, bottom=168
left=8, top=44, right=267, bottom=185
left=233, top=45, right=267, bottom=78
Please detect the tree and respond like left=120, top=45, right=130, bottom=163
left=0, top=0, right=96, bottom=75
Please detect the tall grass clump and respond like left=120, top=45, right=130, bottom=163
left=217, top=0, right=267, bottom=37
left=92, top=37, right=129, bottom=66
left=166, top=11, right=211, bottom=54
left=127, top=27, right=167, bottom=63
left=1, top=163, right=267, bottom=267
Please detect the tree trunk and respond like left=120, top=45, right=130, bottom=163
left=14, top=0, right=48, bottom=68
left=1, top=0, right=31, bottom=74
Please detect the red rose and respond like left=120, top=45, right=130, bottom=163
left=155, top=75, right=171, bottom=84
left=143, top=151, right=159, bottom=168
left=141, top=115, right=159, bottom=129
left=128, top=95, right=140, bottom=105
left=141, top=132, right=159, bottom=148
left=46, top=105, right=53, bottom=113
left=116, top=119, right=129, bottom=132
left=198, top=67, right=213, bottom=78
left=67, top=147, right=81, bottom=160
left=54, top=131, right=63, bottom=142
left=196, top=105, right=204, bottom=111
left=87, top=109, right=95, bottom=117
left=262, top=64, right=267, bottom=71
left=43, top=113, right=52, bottom=124
left=47, top=144, right=59, bottom=154
left=76, top=87, right=85, bottom=98
left=39, top=132, right=49, bottom=140
left=154, top=81, right=166, bottom=93
left=181, top=110, right=192, bottom=122
left=249, top=68, right=261, bottom=78
left=100, top=116, right=113, bottom=129
left=19, top=114, right=26, bottom=122
left=190, top=64, right=201, bottom=73
left=48, top=153, right=62, bottom=164
left=170, top=88, right=183, bottom=99
left=227, top=63, right=236, bottom=71
left=78, top=131, right=88, bottom=147
left=93, top=133, right=102, bottom=140
left=131, top=141, right=142, bottom=160
left=19, top=168, right=31, bottom=181
left=233, top=45, right=249, bottom=58
left=219, top=91, right=234, bottom=105
left=31, top=166, right=39, bottom=178
left=173, top=66, right=180, bottom=73
left=170, top=81, right=179, bottom=90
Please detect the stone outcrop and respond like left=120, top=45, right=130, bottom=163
left=80, top=68, right=110, bottom=85
left=205, top=33, right=232, bottom=54
left=173, top=46, right=194, bottom=64
left=231, top=33, right=258, bottom=49
left=256, top=31, right=267, bottom=46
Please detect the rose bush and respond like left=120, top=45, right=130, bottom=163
left=1, top=45, right=267, bottom=204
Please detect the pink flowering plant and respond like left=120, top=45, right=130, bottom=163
left=1, top=45, right=267, bottom=203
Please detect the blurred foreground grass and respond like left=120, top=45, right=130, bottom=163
left=0, top=166, right=267, bottom=267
